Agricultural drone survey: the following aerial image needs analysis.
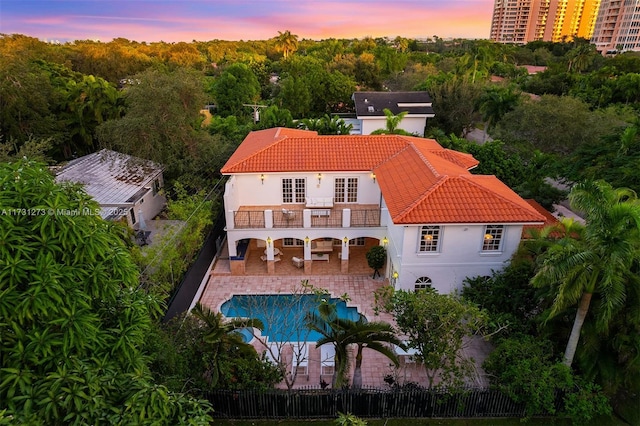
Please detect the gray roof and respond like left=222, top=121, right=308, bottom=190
left=352, top=91, right=435, bottom=117
left=56, top=149, right=163, bottom=206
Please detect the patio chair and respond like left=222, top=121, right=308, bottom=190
left=291, top=256, right=304, bottom=268
left=282, top=208, right=295, bottom=221
left=319, top=344, right=335, bottom=376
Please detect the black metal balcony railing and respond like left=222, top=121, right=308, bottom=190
left=273, top=209, right=303, bottom=228
left=233, top=208, right=381, bottom=229
left=311, top=210, right=343, bottom=228
left=234, top=211, right=265, bottom=229
left=351, top=209, right=381, bottom=227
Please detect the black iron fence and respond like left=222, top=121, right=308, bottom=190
left=204, top=387, right=547, bottom=419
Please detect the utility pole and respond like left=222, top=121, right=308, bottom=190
left=243, top=104, right=268, bottom=124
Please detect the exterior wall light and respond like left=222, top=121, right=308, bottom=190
left=304, top=236, right=310, bottom=246
left=343, top=236, right=349, bottom=245
left=372, top=172, right=376, bottom=183
left=392, top=271, right=399, bottom=279
left=266, top=237, right=272, bottom=246
left=382, top=237, right=388, bottom=246
left=317, top=173, right=322, bottom=184
left=260, top=174, right=265, bottom=184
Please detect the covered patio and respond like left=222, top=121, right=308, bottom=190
left=219, top=237, right=385, bottom=277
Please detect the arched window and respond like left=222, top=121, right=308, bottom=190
left=414, top=277, right=432, bottom=291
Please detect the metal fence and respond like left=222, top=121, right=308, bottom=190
left=350, top=209, right=381, bottom=227
left=204, top=387, right=545, bottom=420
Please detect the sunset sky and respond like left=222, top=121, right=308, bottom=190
left=2, top=0, right=495, bottom=43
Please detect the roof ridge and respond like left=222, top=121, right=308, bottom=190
left=460, top=175, right=545, bottom=220
left=408, top=140, right=441, bottom=177
left=370, top=136, right=413, bottom=169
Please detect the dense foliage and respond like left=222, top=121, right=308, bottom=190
left=463, top=181, right=640, bottom=424
left=375, top=287, right=488, bottom=388
left=0, top=160, right=212, bottom=425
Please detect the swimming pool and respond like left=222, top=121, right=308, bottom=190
left=220, top=294, right=362, bottom=343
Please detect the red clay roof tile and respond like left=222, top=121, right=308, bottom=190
left=222, top=128, right=545, bottom=225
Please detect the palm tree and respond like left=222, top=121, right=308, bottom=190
left=531, top=180, right=640, bottom=367
left=306, top=301, right=401, bottom=388
left=191, top=303, right=265, bottom=387
left=476, top=85, right=521, bottom=136
left=370, top=108, right=411, bottom=135
left=275, top=30, right=298, bottom=59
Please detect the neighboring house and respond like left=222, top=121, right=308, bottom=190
left=56, top=149, right=166, bottom=228
left=221, top=128, right=545, bottom=293
left=349, top=91, right=435, bottom=136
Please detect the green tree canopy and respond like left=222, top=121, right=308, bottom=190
left=375, top=287, right=488, bottom=388
left=211, top=63, right=261, bottom=117
left=0, top=160, right=211, bottom=425
left=96, top=67, right=216, bottom=183
left=493, top=95, right=632, bottom=155
left=532, top=180, right=640, bottom=367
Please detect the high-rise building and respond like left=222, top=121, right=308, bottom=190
left=490, top=0, right=603, bottom=43
left=490, top=0, right=548, bottom=43
left=591, top=0, right=640, bottom=53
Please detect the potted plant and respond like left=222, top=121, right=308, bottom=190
left=366, top=245, right=386, bottom=279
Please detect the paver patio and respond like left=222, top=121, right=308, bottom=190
left=199, top=247, right=492, bottom=389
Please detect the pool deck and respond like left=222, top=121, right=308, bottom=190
left=199, top=271, right=492, bottom=390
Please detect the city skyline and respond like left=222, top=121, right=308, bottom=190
left=2, top=0, right=495, bottom=43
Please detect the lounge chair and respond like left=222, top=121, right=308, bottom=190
left=291, top=256, right=304, bottom=268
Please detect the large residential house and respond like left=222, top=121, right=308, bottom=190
left=221, top=128, right=545, bottom=294
left=56, top=149, right=166, bottom=228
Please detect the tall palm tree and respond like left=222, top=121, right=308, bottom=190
left=531, top=180, right=640, bottom=367
left=306, top=301, right=401, bottom=388
left=191, top=303, right=264, bottom=387
left=275, top=30, right=298, bottom=59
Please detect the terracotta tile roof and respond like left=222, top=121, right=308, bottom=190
left=522, top=199, right=561, bottom=238
left=222, top=128, right=545, bottom=225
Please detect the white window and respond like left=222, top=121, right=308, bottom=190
left=415, top=277, right=433, bottom=291
left=419, top=226, right=440, bottom=252
left=334, top=178, right=358, bottom=203
left=283, top=238, right=304, bottom=247
left=283, top=178, right=306, bottom=203
left=349, top=237, right=365, bottom=246
left=482, top=225, right=504, bottom=251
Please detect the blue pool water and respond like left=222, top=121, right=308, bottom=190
left=220, top=294, right=362, bottom=343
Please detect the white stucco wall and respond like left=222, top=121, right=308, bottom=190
left=125, top=173, right=166, bottom=228
left=359, top=116, right=428, bottom=136
left=227, top=172, right=380, bottom=208
left=383, top=197, right=524, bottom=294
left=223, top=171, right=385, bottom=257
left=393, top=223, right=523, bottom=293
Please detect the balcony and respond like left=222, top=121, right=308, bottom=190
left=231, top=204, right=382, bottom=229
